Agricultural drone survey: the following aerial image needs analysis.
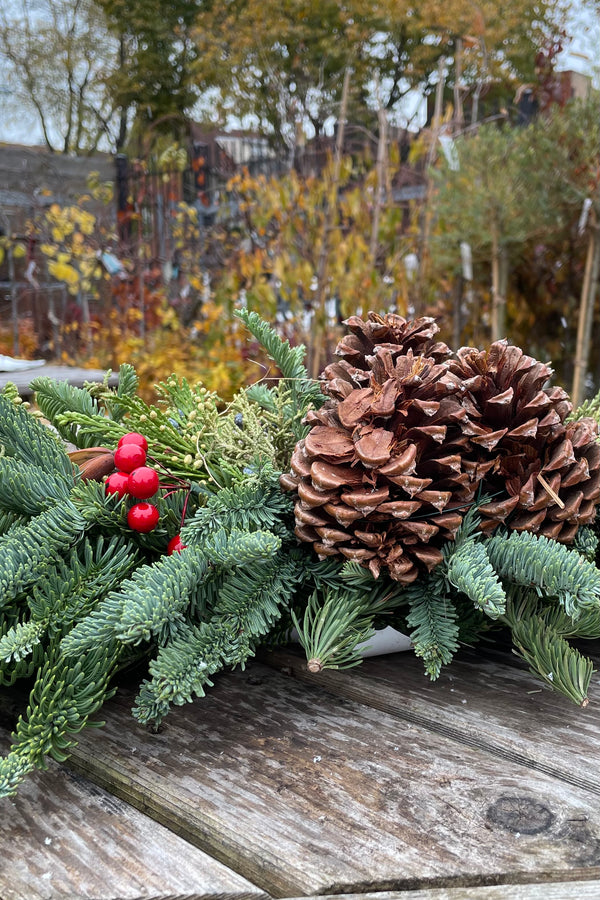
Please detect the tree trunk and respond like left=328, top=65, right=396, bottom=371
left=415, top=57, right=445, bottom=315
left=453, top=274, right=463, bottom=349
left=453, top=38, right=464, bottom=132
left=310, top=67, right=351, bottom=379
left=369, top=86, right=387, bottom=267
left=490, top=221, right=507, bottom=341
left=8, top=245, right=19, bottom=356
left=572, top=220, right=600, bottom=407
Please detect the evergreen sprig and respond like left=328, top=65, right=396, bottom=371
left=445, top=538, right=506, bottom=619
left=234, top=307, right=325, bottom=426
left=0, top=456, right=71, bottom=516
left=0, top=645, right=121, bottom=797
left=405, top=575, right=460, bottom=679
left=291, top=589, right=377, bottom=672
left=29, top=376, right=102, bottom=448
left=486, top=530, right=600, bottom=617
left=0, top=502, right=86, bottom=611
left=0, top=393, right=73, bottom=479
left=182, top=471, right=293, bottom=541
left=132, top=551, right=300, bottom=724
left=509, top=614, right=594, bottom=707
left=61, top=548, right=208, bottom=652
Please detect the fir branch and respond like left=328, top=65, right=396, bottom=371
left=133, top=552, right=300, bottom=724
left=486, top=530, right=600, bottom=618
left=291, top=589, right=376, bottom=672
left=29, top=536, right=140, bottom=637
left=182, top=472, right=293, bottom=543
left=0, top=393, right=73, bottom=480
left=202, top=528, right=282, bottom=568
left=30, top=376, right=102, bottom=448
left=211, top=555, right=296, bottom=641
left=104, top=363, right=139, bottom=422
left=536, top=603, right=600, bottom=640
left=0, top=456, right=71, bottom=516
left=0, top=502, right=87, bottom=611
left=132, top=620, right=221, bottom=723
left=54, top=411, right=131, bottom=449
left=235, top=308, right=309, bottom=382
left=509, top=615, right=594, bottom=707
left=0, top=645, right=121, bottom=797
left=117, top=549, right=208, bottom=646
left=63, top=548, right=208, bottom=652
left=245, top=382, right=279, bottom=413
left=0, top=619, right=44, bottom=663
left=573, top=526, right=599, bottom=562
left=0, top=509, right=28, bottom=535
left=445, top=538, right=506, bottom=619
left=235, top=308, right=325, bottom=417
left=405, top=575, right=460, bottom=680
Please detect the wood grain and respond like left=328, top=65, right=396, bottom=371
left=0, top=731, right=266, bottom=900
left=265, top=642, right=600, bottom=796
left=65, top=663, right=600, bottom=898
left=293, top=882, right=600, bottom=900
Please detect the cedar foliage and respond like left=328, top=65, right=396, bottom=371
left=0, top=313, right=600, bottom=798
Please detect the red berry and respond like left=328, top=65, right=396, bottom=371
left=114, top=443, right=147, bottom=472
left=118, top=432, right=148, bottom=452
left=167, top=534, right=187, bottom=554
left=127, top=502, right=160, bottom=533
left=127, top=466, right=160, bottom=500
left=105, top=471, right=130, bottom=497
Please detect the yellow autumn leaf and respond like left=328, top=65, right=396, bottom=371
left=48, top=260, right=79, bottom=286
left=79, top=212, right=95, bottom=235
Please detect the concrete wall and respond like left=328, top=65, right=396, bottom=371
left=0, top=144, right=115, bottom=231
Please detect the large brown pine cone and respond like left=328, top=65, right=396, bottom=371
left=281, top=348, right=484, bottom=583
left=282, top=318, right=600, bottom=582
left=450, top=341, right=600, bottom=541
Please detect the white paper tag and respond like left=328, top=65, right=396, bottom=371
left=355, top=626, right=412, bottom=657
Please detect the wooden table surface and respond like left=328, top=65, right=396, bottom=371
left=2, top=640, right=600, bottom=900
left=0, top=365, right=118, bottom=396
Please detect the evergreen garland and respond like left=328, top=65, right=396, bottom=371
left=0, top=319, right=600, bottom=797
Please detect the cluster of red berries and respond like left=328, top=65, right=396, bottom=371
left=105, top=432, right=161, bottom=533
left=105, top=432, right=187, bottom=553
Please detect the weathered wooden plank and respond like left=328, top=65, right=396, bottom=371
left=265, top=641, right=600, bottom=797
left=292, top=883, right=600, bottom=900
left=65, top=664, right=600, bottom=898
left=0, top=365, right=117, bottom=396
left=0, top=730, right=267, bottom=900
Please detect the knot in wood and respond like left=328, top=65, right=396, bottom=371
left=487, top=795, right=555, bottom=835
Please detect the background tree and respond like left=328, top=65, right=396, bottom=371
left=0, top=0, right=122, bottom=153
left=191, top=0, right=563, bottom=153
left=95, top=0, right=202, bottom=151
left=429, top=98, right=600, bottom=389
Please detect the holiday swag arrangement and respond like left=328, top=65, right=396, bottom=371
left=1, top=308, right=600, bottom=797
